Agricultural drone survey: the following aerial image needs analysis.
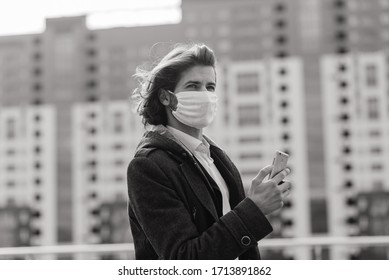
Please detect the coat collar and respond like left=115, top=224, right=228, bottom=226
left=137, top=124, right=223, bottom=158
left=135, top=124, right=239, bottom=221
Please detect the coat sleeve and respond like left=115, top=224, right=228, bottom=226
left=127, top=156, right=273, bottom=260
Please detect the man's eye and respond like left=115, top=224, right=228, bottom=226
left=207, top=86, right=215, bottom=92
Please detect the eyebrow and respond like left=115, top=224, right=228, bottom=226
left=184, top=80, right=216, bottom=86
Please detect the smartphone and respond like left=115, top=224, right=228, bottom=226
left=269, top=151, right=289, bottom=179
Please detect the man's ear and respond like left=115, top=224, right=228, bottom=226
left=158, top=89, right=171, bottom=106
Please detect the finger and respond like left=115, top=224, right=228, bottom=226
left=278, top=180, right=291, bottom=193
left=253, top=165, right=273, bottom=183
left=281, top=189, right=291, bottom=200
left=271, top=168, right=291, bottom=185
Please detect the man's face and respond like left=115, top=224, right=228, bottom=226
left=174, top=65, right=216, bottom=94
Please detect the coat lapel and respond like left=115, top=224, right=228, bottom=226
left=210, top=146, right=246, bottom=208
left=180, top=162, right=219, bottom=221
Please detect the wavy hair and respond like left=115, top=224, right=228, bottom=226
left=132, top=43, right=217, bottom=127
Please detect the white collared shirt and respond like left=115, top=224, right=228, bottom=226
left=166, top=125, right=231, bottom=215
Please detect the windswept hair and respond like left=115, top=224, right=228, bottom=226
left=132, top=43, right=217, bottom=127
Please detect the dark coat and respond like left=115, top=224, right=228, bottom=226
left=127, top=125, right=273, bottom=259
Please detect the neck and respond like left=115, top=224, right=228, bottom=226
left=166, top=112, right=202, bottom=140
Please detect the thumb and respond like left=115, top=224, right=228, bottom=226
left=253, top=165, right=273, bottom=183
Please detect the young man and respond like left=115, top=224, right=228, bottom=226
left=127, top=43, right=292, bottom=259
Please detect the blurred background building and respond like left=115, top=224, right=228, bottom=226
left=1, top=0, right=389, bottom=259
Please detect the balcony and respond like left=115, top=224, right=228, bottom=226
left=1, top=235, right=389, bottom=260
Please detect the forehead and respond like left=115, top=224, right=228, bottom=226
left=178, top=65, right=216, bottom=84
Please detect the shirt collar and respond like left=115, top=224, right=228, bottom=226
left=166, top=125, right=210, bottom=156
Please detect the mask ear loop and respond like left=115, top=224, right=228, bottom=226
left=166, top=90, right=178, bottom=111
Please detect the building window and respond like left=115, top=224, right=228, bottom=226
left=33, top=37, right=41, bottom=45
left=6, top=118, right=16, bottom=139
left=335, top=15, right=346, bottom=25
left=89, top=174, right=98, bottom=183
left=275, top=35, right=288, bottom=45
left=87, top=33, right=96, bottom=41
left=241, top=170, right=259, bottom=177
left=279, top=84, right=289, bottom=92
left=88, top=144, right=97, bottom=152
left=239, top=153, right=262, bottom=160
left=114, top=176, right=124, bottom=182
left=338, top=80, right=348, bottom=89
left=238, top=136, right=262, bottom=143
left=278, top=67, right=288, bottom=76
left=334, top=0, right=345, bottom=9
left=275, top=20, right=286, bottom=29
left=113, top=143, right=123, bottom=150
left=32, top=98, right=43, bottom=106
left=283, top=148, right=291, bottom=156
left=34, top=146, right=42, bottom=155
left=337, top=46, right=348, bottom=54
left=369, top=130, right=381, bottom=137
left=341, top=129, right=351, bottom=138
left=6, top=165, right=16, bottom=172
left=34, top=162, right=42, bottom=170
left=6, top=181, right=16, bottom=188
left=87, top=160, right=97, bottom=168
left=371, top=163, right=383, bottom=171
left=33, top=68, right=42, bottom=77
left=370, top=146, right=382, bottom=154
left=275, top=3, right=286, bottom=13
left=343, top=163, right=352, bottom=172
left=34, top=130, right=41, bottom=139
left=340, top=96, right=349, bottom=105
left=238, top=105, right=261, bottom=126
left=339, top=113, right=350, bottom=122
left=237, top=72, right=260, bottom=94
left=113, top=112, right=124, bottom=133
left=280, top=100, right=289, bottom=108
left=33, top=52, right=42, bottom=61
left=87, top=111, right=96, bottom=119
left=344, top=180, right=354, bottom=189
left=86, top=49, right=97, bottom=57
left=367, top=97, right=379, bottom=119
left=281, top=133, right=290, bottom=142
left=114, top=159, right=124, bottom=166
left=281, top=116, right=290, bottom=125
left=89, top=192, right=97, bottom=199
left=88, top=127, right=97, bottom=135
left=86, top=80, right=97, bottom=89
left=366, top=64, right=378, bottom=87
left=335, top=30, right=347, bottom=42
left=343, top=146, right=352, bottom=154
left=87, top=95, right=99, bottom=102
left=6, top=149, right=16, bottom=156
left=34, top=114, right=41, bottom=122
left=34, top=178, right=42, bottom=186
left=87, top=64, right=97, bottom=73
left=276, top=51, right=288, bottom=58
left=338, top=63, right=347, bottom=72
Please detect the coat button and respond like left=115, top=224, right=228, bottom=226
left=241, top=236, right=251, bottom=246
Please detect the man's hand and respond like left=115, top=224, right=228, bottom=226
left=248, top=165, right=292, bottom=215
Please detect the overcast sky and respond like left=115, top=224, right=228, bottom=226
left=0, top=0, right=181, bottom=36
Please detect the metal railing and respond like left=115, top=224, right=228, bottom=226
left=1, top=235, right=389, bottom=259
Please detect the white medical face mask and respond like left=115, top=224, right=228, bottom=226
left=168, top=90, right=218, bottom=129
